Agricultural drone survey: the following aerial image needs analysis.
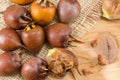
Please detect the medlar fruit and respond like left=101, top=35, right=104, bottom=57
left=45, top=23, right=71, bottom=47
left=4, top=5, right=32, bottom=30
left=21, top=57, right=48, bottom=80
left=102, top=0, right=120, bottom=20
left=10, top=0, right=34, bottom=5
left=20, top=23, right=45, bottom=53
left=57, top=0, right=81, bottom=23
left=0, top=52, right=22, bottom=76
left=30, top=0, right=56, bottom=25
left=46, top=48, right=80, bottom=77
left=0, top=28, right=22, bottom=51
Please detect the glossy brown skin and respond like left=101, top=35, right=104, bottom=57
left=45, top=23, right=71, bottom=47
left=10, top=0, right=34, bottom=5
left=0, top=28, right=21, bottom=51
left=57, top=0, right=80, bottom=23
left=0, top=52, right=21, bottom=76
left=21, top=57, right=48, bottom=80
left=4, top=5, right=30, bottom=30
left=21, top=25, right=45, bottom=53
left=30, top=1, right=56, bottom=25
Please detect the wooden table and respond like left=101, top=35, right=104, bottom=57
left=48, top=18, right=120, bottom=80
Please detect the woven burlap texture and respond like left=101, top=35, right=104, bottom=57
left=0, top=0, right=102, bottom=80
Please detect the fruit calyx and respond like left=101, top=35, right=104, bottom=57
left=36, top=0, right=54, bottom=7
left=24, top=22, right=36, bottom=31
left=64, top=35, right=83, bottom=47
left=38, top=61, right=49, bottom=79
left=19, top=13, right=33, bottom=28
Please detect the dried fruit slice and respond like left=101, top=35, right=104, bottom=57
left=92, top=32, right=118, bottom=64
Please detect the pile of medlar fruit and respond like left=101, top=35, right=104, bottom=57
left=0, top=0, right=81, bottom=80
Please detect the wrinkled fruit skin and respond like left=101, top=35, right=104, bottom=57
left=46, top=48, right=78, bottom=76
left=0, top=28, right=22, bottom=51
left=57, top=0, right=80, bottom=23
left=21, top=25, right=45, bottom=53
left=10, top=0, right=34, bottom=5
left=21, top=57, right=48, bottom=80
left=4, top=5, right=30, bottom=30
left=30, top=1, right=56, bottom=25
left=0, top=52, right=21, bottom=76
left=102, top=0, right=120, bottom=20
left=45, top=23, right=71, bottom=47
left=92, top=32, right=118, bottom=64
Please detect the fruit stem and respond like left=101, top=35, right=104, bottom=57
left=68, top=35, right=83, bottom=43
left=64, top=35, right=84, bottom=47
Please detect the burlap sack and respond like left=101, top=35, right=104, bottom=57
left=0, top=0, right=102, bottom=80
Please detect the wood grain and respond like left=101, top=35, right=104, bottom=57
left=48, top=18, right=120, bottom=80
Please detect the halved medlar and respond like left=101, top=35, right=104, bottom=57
left=46, top=48, right=80, bottom=77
